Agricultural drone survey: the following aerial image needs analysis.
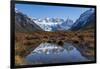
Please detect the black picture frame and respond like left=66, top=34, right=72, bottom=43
left=11, top=1, right=97, bottom=68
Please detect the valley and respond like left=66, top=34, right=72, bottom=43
left=14, top=6, right=95, bottom=66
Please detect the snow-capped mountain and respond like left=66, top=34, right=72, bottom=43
left=32, top=17, right=73, bottom=31
left=15, top=8, right=43, bottom=32
left=15, top=8, right=95, bottom=32
left=56, top=18, right=74, bottom=31
left=32, top=17, right=64, bottom=31
left=71, top=8, right=95, bottom=31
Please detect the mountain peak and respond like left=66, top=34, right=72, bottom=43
left=15, top=8, right=20, bottom=13
left=70, top=8, right=95, bottom=31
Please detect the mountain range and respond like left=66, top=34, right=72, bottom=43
left=70, top=8, right=95, bottom=31
left=15, top=9, right=43, bottom=32
left=15, top=8, right=95, bottom=32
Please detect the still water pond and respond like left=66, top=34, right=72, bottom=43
left=25, top=42, right=89, bottom=64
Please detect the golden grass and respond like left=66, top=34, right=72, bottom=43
left=15, top=31, right=95, bottom=65
left=15, top=55, right=27, bottom=66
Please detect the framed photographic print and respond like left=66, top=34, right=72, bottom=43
left=11, top=1, right=96, bottom=68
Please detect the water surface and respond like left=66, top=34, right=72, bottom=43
left=25, top=42, right=89, bottom=64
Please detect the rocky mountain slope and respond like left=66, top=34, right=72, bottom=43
left=15, top=9, right=43, bottom=32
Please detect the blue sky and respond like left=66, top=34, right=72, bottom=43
left=15, top=4, right=91, bottom=22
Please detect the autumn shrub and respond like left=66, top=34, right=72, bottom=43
left=57, top=40, right=64, bottom=46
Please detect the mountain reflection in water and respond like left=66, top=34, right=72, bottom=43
left=26, top=42, right=89, bottom=64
